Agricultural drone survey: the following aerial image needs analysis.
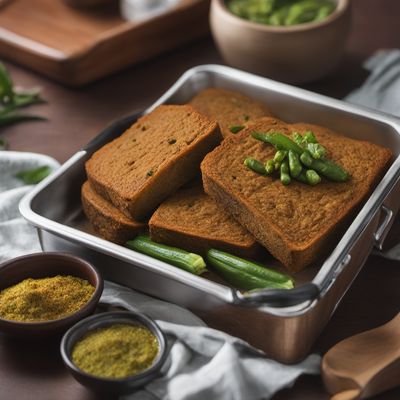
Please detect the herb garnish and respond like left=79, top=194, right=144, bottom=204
left=0, top=63, right=46, bottom=126
left=15, top=166, right=51, bottom=184
left=229, top=125, right=245, bottom=134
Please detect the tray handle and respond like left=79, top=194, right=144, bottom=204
left=83, top=110, right=144, bottom=153
left=373, top=205, right=394, bottom=251
left=233, top=282, right=320, bottom=308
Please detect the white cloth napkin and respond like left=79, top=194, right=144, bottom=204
left=0, top=151, right=59, bottom=261
left=345, top=49, right=400, bottom=117
left=0, top=149, right=320, bottom=399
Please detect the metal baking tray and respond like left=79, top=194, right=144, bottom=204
left=20, top=65, right=400, bottom=363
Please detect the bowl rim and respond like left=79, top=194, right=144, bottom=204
left=60, top=311, right=168, bottom=384
left=213, top=0, right=350, bottom=33
left=0, top=252, right=103, bottom=328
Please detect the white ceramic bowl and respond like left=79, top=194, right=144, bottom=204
left=210, top=0, right=351, bottom=84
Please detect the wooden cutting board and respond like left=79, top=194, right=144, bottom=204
left=0, top=0, right=209, bottom=86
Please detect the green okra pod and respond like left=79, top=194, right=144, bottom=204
left=288, top=150, right=302, bottom=177
left=280, top=160, right=291, bottom=185
left=273, top=150, right=287, bottom=163
left=126, top=236, right=206, bottom=275
left=265, top=159, right=275, bottom=175
left=244, top=157, right=266, bottom=175
left=300, top=151, right=314, bottom=167
left=206, top=249, right=294, bottom=290
left=306, top=169, right=321, bottom=185
left=294, top=170, right=309, bottom=184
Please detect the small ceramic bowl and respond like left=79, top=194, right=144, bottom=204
left=210, top=0, right=351, bottom=84
left=60, top=311, right=168, bottom=394
left=0, top=252, right=103, bottom=336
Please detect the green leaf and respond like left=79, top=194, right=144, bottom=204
left=0, top=63, right=14, bottom=104
left=15, top=166, right=52, bottom=184
left=0, top=136, right=8, bottom=150
left=12, top=91, right=45, bottom=108
left=0, top=112, right=47, bottom=126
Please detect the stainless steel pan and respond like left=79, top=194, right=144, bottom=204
left=20, top=65, right=400, bottom=363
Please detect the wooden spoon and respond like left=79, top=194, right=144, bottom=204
left=322, top=313, right=400, bottom=400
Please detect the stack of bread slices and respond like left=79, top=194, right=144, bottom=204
left=83, top=89, right=392, bottom=273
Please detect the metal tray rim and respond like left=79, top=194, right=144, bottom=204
left=19, top=64, right=400, bottom=317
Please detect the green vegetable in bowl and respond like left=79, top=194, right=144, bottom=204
left=227, top=0, right=336, bottom=27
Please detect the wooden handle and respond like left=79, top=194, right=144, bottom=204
left=331, top=389, right=361, bottom=400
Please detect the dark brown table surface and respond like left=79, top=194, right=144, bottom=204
left=1, top=0, right=400, bottom=399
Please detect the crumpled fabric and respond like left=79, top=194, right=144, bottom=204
left=0, top=151, right=59, bottom=261
left=345, top=49, right=400, bottom=117
left=101, top=282, right=321, bottom=400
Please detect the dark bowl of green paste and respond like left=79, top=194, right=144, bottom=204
left=0, top=252, right=103, bottom=337
left=60, top=311, right=168, bottom=394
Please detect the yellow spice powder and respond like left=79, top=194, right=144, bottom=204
left=72, top=324, right=159, bottom=379
left=0, top=275, right=95, bottom=322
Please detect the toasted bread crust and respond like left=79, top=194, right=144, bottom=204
left=201, top=117, right=392, bottom=272
left=86, top=105, right=222, bottom=220
left=81, top=181, right=145, bottom=244
left=190, top=88, right=272, bottom=137
left=149, top=187, right=259, bottom=257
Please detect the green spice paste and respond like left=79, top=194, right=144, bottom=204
left=71, top=324, right=159, bottom=379
left=0, top=275, right=95, bottom=322
left=227, top=0, right=336, bottom=26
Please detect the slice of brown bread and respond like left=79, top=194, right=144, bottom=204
left=149, top=186, right=259, bottom=257
left=86, top=105, right=221, bottom=220
left=201, top=117, right=392, bottom=272
left=81, top=181, right=145, bottom=244
left=189, top=88, right=272, bottom=137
